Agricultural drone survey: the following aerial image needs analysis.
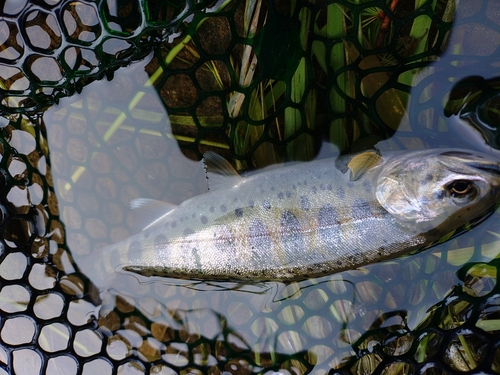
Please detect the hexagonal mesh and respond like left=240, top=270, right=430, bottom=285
left=1, top=0, right=500, bottom=374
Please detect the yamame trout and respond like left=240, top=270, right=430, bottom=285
left=80, top=149, right=500, bottom=284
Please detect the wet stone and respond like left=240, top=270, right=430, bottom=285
left=33, top=293, right=64, bottom=320
left=47, top=356, right=78, bottom=375
left=444, top=333, right=487, bottom=371
left=13, top=349, right=42, bottom=375
left=0, top=251, right=27, bottom=280
left=25, top=10, right=62, bottom=51
left=0, top=285, right=30, bottom=313
left=1, top=316, right=35, bottom=345
left=39, top=323, right=69, bottom=352
left=63, top=1, right=101, bottom=43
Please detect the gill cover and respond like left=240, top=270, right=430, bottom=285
left=375, top=150, right=500, bottom=232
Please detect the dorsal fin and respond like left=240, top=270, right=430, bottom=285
left=347, top=151, right=383, bottom=180
left=203, top=151, right=241, bottom=191
left=130, top=198, right=177, bottom=231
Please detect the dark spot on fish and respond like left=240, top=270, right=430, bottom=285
left=200, top=215, right=208, bottom=224
left=286, top=191, right=291, bottom=198
left=249, top=200, right=255, bottom=208
left=235, top=208, right=243, bottom=217
left=318, top=204, right=341, bottom=250
left=280, top=210, right=302, bottom=257
left=263, top=200, right=271, bottom=210
left=171, top=221, right=177, bottom=228
left=337, top=260, right=342, bottom=265
left=320, top=184, right=325, bottom=190
left=312, top=186, right=317, bottom=194
left=220, top=204, right=227, bottom=212
left=352, top=199, right=371, bottom=220
left=363, top=180, right=372, bottom=193
left=278, top=192, right=284, bottom=199
left=292, top=184, right=296, bottom=190
left=336, top=187, right=345, bottom=199
left=249, top=219, right=271, bottom=255
left=327, top=184, right=332, bottom=191
left=209, top=206, right=215, bottom=213
left=424, top=173, right=433, bottom=183
left=183, top=228, right=195, bottom=236
left=299, top=195, right=311, bottom=211
left=154, top=234, right=169, bottom=249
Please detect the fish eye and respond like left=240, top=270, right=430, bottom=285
left=449, top=180, right=475, bottom=197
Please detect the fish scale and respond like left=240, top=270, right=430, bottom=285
left=80, top=149, right=500, bottom=287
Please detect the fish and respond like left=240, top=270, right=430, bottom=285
left=79, top=148, right=500, bottom=286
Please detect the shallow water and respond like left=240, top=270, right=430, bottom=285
left=2, top=0, right=500, bottom=374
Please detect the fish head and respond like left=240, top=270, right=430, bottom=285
left=376, top=150, right=500, bottom=234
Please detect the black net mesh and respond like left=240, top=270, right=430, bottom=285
left=1, top=0, right=500, bottom=374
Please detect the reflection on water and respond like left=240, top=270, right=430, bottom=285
left=1, top=0, right=500, bottom=374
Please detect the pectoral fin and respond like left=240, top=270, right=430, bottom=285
left=347, top=151, right=383, bottom=180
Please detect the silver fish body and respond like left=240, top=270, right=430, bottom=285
left=80, top=149, right=500, bottom=285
